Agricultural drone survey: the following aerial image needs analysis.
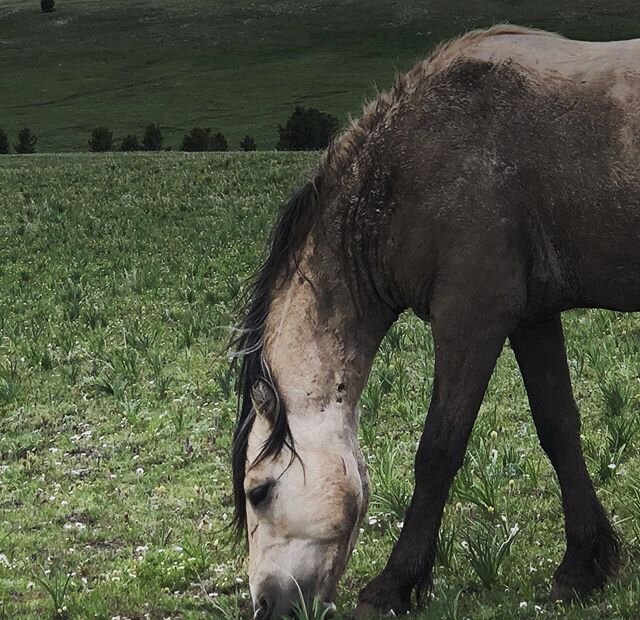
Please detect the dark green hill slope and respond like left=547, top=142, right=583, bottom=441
left=0, top=0, right=639, bottom=151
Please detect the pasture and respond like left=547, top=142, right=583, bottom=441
left=2, top=152, right=640, bottom=619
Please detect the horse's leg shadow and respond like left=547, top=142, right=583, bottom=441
left=510, top=315, right=621, bottom=600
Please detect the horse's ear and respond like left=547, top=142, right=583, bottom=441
left=251, top=379, right=277, bottom=425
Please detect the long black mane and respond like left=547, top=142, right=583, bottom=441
left=230, top=178, right=321, bottom=535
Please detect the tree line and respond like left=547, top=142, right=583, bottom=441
left=0, top=106, right=339, bottom=154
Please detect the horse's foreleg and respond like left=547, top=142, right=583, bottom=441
left=510, top=315, right=620, bottom=599
left=355, top=306, right=514, bottom=617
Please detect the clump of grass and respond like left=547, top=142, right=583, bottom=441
left=91, top=366, right=128, bottom=400
left=82, top=304, right=108, bottom=329
left=384, top=323, right=407, bottom=352
left=610, top=576, right=640, bottom=618
left=429, top=586, right=464, bottom=620
left=599, top=376, right=632, bottom=418
left=176, top=310, right=203, bottom=349
left=0, top=360, right=21, bottom=405
left=213, top=364, right=235, bottom=400
left=170, top=406, right=192, bottom=434
left=147, top=350, right=173, bottom=399
left=360, top=380, right=383, bottom=421
left=34, top=568, right=73, bottom=620
left=182, top=529, right=212, bottom=576
left=291, top=583, right=335, bottom=620
left=124, top=319, right=157, bottom=352
left=59, top=279, right=85, bottom=321
left=436, top=521, right=457, bottom=571
left=370, top=438, right=411, bottom=520
left=462, top=520, right=520, bottom=589
left=454, top=463, right=502, bottom=516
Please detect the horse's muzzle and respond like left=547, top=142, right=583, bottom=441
left=253, top=580, right=336, bottom=619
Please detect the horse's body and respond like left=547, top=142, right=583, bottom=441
left=232, top=25, right=640, bottom=618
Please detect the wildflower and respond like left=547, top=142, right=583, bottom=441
left=519, top=601, right=527, bottom=609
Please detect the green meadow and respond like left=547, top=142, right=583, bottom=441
left=2, top=153, right=640, bottom=618
left=1, top=0, right=640, bottom=151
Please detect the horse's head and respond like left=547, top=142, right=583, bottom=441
left=232, top=180, right=395, bottom=618
left=242, top=377, right=369, bottom=619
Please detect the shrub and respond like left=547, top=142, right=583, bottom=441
left=181, top=127, right=213, bottom=152
left=0, top=129, right=10, bottom=154
left=88, top=126, right=113, bottom=152
left=181, top=128, right=229, bottom=152
left=120, top=134, right=141, bottom=151
left=142, top=123, right=163, bottom=151
left=277, top=106, right=338, bottom=150
left=41, top=0, right=55, bottom=13
left=14, top=128, right=37, bottom=154
left=239, top=135, right=256, bottom=151
left=210, top=131, right=228, bottom=152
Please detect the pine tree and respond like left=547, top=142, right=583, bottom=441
left=210, top=132, right=228, bottom=152
left=142, top=123, right=163, bottom=151
left=181, top=127, right=212, bottom=152
left=88, top=127, right=113, bottom=152
left=41, top=0, right=55, bottom=13
left=277, top=106, right=338, bottom=151
left=0, top=129, right=10, bottom=154
left=120, top=134, right=141, bottom=151
left=14, top=128, right=37, bottom=154
left=240, top=135, right=256, bottom=151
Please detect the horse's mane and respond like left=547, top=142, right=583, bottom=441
left=230, top=179, right=321, bottom=536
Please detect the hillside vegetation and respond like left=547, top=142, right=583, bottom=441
left=0, top=0, right=639, bottom=151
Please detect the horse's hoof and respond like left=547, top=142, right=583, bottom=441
left=353, top=602, right=397, bottom=619
left=550, top=575, right=602, bottom=602
left=550, top=581, right=577, bottom=602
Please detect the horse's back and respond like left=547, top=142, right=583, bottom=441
left=465, top=27, right=640, bottom=93
left=422, top=28, right=640, bottom=314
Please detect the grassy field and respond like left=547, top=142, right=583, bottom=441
left=2, top=152, right=640, bottom=619
left=1, top=0, right=640, bottom=151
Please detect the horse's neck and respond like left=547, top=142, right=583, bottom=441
left=263, top=244, right=393, bottom=415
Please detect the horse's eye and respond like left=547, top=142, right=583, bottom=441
left=248, top=481, right=274, bottom=508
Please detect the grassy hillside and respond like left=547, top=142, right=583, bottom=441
left=1, top=0, right=640, bottom=151
left=3, top=153, right=640, bottom=618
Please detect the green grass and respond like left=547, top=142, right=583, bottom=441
left=2, top=152, right=640, bottom=618
left=1, top=0, right=640, bottom=151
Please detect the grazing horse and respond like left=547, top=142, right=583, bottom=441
left=231, top=24, right=640, bottom=618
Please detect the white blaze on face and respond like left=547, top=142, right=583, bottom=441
left=245, top=403, right=367, bottom=611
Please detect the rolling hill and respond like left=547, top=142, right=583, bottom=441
left=1, top=0, right=639, bottom=151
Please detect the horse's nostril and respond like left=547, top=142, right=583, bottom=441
left=254, top=596, right=271, bottom=620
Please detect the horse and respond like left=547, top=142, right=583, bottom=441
left=231, top=24, right=640, bottom=618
